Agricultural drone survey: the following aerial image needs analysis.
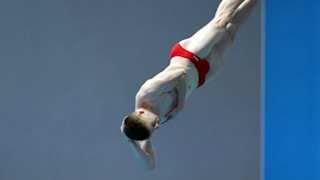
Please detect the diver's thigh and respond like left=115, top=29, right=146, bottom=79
left=179, top=22, right=226, bottom=58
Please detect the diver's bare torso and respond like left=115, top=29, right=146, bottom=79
left=135, top=56, right=199, bottom=124
left=135, top=37, right=227, bottom=124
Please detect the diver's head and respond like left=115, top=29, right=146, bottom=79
left=121, top=110, right=160, bottom=141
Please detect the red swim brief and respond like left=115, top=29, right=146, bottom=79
left=170, top=43, right=210, bottom=87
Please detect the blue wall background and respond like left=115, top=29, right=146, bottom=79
left=264, top=0, right=320, bottom=179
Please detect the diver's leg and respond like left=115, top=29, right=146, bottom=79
left=179, top=0, right=258, bottom=59
left=205, top=0, right=259, bottom=81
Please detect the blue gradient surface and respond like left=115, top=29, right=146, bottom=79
left=264, top=0, right=320, bottom=179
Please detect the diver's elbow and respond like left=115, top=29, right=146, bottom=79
left=143, top=161, right=156, bottom=171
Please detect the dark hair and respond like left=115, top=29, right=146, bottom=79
left=123, top=112, right=151, bottom=141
